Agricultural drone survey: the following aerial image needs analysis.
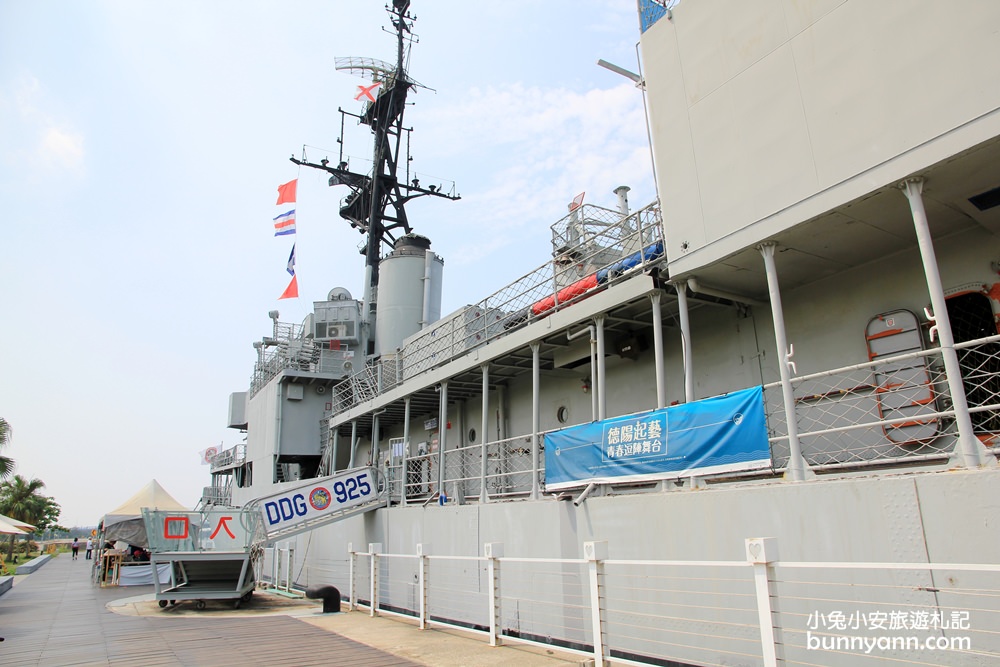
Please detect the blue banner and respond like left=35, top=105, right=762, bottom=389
left=544, top=386, right=771, bottom=490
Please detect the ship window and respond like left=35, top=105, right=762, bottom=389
left=468, top=428, right=476, bottom=442
left=557, top=406, right=569, bottom=424
left=946, top=291, right=1000, bottom=431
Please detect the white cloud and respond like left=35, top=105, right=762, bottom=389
left=418, top=81, right=654, bottom=271
left=5, top=75, right=86, bottom=175
left=39, top=126, right=85, bottom=169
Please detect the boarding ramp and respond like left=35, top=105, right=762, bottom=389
left=247, top=466, right=386, bottom=544
left=142, top=507, right=265, bottom=609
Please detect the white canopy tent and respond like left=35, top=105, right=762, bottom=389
left=0, top=512, right=34, bottom=532
left=101, top=480, right=187, bottom=548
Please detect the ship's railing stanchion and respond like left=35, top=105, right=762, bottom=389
left=485, top=542, right=503, bottom=646
left=369, top=542, right=382, bottom=617
left=347, top=542, right=357, bottom=610
left=584, top=541, right=609, bottom=667
left=417, top=543, right=429, bottom=629
left=747, top=537, right=780, bottom=667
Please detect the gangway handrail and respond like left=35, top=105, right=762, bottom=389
left=250, top=496, right=387, bottom=544
left=244, top=466, right=387, bottom=545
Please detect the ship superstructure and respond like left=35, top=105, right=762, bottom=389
left=203, top=2, right=1000, bottom=665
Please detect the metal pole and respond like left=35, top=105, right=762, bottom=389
left=584, top=541, right=609, bottom=667
left=480, top=363, right=490, bottom=503
left=596, top=315, right=607, bottom=421
left=402, top=396, right=411, bottom=506
left=758, top=242, right=811, bottom=481
left=348, top=420, right=358, bottom=469
left=674, top=279, right=695, bottom=403
left=438, top=380, right=448, bottom=502
left=531, top=342, right=541, bottom=500
left=331, top=429, right=340, bottom=474
left=371, top=413, right=381, bottom=467
left=650, top=292, right=666, bottom=409
left=901, top=178, right=994, bottom=468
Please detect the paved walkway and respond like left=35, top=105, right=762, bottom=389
left=0, top=555, right=585, bottom=667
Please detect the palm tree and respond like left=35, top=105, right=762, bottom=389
left=0, top=418, right=13, bottom=479
left=0, top=474, right=46, bottom=561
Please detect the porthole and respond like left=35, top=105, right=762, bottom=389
left=468, top=428, right=476, bottom=442
left=557, top=406, right=569, bottom=424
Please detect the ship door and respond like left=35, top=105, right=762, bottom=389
left=865, top=310, right=939, bottom=444
left=945, top=290, right=1000, bottom=433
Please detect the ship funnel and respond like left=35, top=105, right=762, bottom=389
left=614, top=185, right=631, bottom=216
left=374, top=233, right=444, bottom=356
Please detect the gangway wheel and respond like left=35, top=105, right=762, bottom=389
left=158, top=600, right=168, bottom=608
left=196, top=600, right=206, bottom=610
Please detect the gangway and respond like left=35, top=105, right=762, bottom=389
left=141, top=467, right=385, bottom=610
left=141, top=507, right=264, bottom=609
left=248, top=466, right=386, bottom=544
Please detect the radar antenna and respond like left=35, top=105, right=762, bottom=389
left=291, top=1, right=459, bottom=355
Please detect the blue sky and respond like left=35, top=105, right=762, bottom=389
left=0, top=0, right=655, bottom=527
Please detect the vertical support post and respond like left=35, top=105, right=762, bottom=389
left=455, top=400, right=466, bottom=505
left=480, top=363, right=490, bottom=503
left=596, top=316, right=607, bottom=420
left=369, top=542, right=382, bottom=617
left=901, top=178, right=995, bottom=468
left=348, top=542, right=357, bottom=610
left=331, top=429, right=340, bottom=474
left=349, top=420, right=358, bottom=469
left=485, top=542, right=504, bottom=646
left=438, top=381, right=449, bottom=502
left=416, top=543, right=429, bottom=629
left=650, top=292, right=667, bottom=409
left=746, top=537, right=780, bottom=667
left=758, top=242, right=812, bottom=481
left=531, top=342, right=541, bottom=500
left=673, top=279, right=694, bottom=403
left=584, top=541, right=609, bottom=667
left=402, top=396, right=411, bottom=506
left=371, top=413, right=381, bottom=467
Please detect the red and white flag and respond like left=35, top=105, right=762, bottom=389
left=198, top=446, right=220, bottom=465
left=568, top=192, right=585, bottom=212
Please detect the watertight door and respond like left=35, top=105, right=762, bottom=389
left=866, top=310, right=939, bottom=444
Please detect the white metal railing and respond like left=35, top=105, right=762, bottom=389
left=332, top=202, right=664, bottom=413
left=200, top=485, right=232, bottom=507
left=766, top=333, right=1000, bottom=471
left=339, top=334, right=1000, bottom=506
left=333, top=538, right=1000, bottom=667
left=210, top=444, right=246, bottom=472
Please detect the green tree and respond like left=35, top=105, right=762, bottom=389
left=0, top=474, right=51, bottom=560
left=0, top=418, right=13, bottom=480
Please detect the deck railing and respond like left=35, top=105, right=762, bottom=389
left=365, top=334, right=1000, bottom=501
left=267, top=536, right=1000, bottom=667
left=332, top=201, right=664, bottom=412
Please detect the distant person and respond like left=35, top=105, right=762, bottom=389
left=71, top=537, right=79, bottom=560
left=85, top=538, right=94, bottom=560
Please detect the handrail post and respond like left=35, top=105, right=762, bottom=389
left=348, top=542, right=357, bottom=610
left=485, top=542, right=504, bottom=646
left=416, top=543, right=429, bottom=629
left=747, top=537, right=780, bottom=667
left=584, top=541, right=609, bottom=667
left=369, top=542, right=382, bottom=617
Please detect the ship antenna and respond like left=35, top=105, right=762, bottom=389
left=291, top=1, right=459, bottom=356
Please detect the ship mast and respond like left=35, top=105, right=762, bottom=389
left=291, top=0, right=459, bottom=356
